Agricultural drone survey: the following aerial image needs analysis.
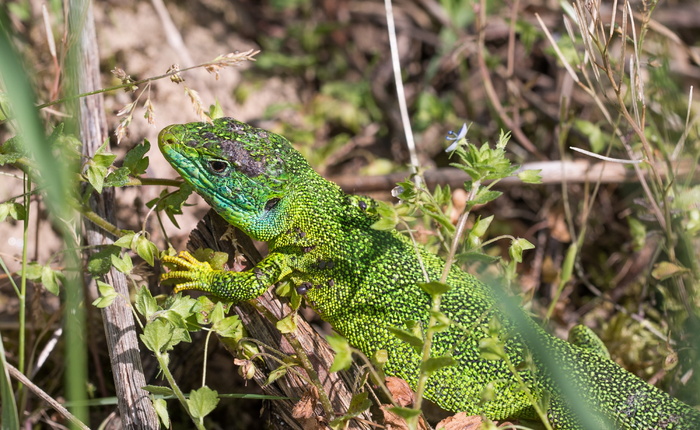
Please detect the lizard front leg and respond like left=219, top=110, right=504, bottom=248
left=161, top=251, right=293, bottom=302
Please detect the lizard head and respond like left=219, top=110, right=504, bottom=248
left=158, top=117, right=312, bottom=241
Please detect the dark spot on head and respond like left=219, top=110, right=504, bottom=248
left=296, top=282, right=312, bottom=295
left=303, top=245, right=316, bottom=253
left=257, top=131, right=268, bottom=138
left=328, top=279, right=335, bottom=287
left=359, top=200, right=367, bottom=210
left=326, top=260, right=335, bottom=269
left=219, top=139, right=266, bottom=177
left=202, top=132, right=217, bottom=140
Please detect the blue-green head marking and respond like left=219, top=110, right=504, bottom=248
left=158, top=117, right=312, bottom=241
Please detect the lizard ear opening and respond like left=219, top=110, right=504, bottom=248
left=264, top=198, right=281, bottom=211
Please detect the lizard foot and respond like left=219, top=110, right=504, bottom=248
left=161, top=251, right=215, bottom=293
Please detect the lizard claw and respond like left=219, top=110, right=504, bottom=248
left=161, top=251, right=215, bottom=293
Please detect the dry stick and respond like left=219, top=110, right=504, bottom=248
left=6, top=361, right=90, bottom=430
left=74, top=2, right=159, bottom=428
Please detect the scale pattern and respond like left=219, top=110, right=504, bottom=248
left=158, top=117, right=700, bottom=429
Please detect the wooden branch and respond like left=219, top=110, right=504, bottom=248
left=328, top=159, right=699, bottom=194
left=75, top=1, right=158, bottom=428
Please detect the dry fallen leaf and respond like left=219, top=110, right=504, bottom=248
left=386, top=376, right=415, bottom=407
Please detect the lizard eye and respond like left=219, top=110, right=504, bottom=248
left=207, top=160, right=229, bottom=174
left=264, top=198, right=281, bottom=211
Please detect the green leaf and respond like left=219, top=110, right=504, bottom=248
left=23, top=262, right=42, bottom=280
left=188, top=386, right=219, bottom=420
left=208, top=101, right=225, bottom=120
left=427, top=311, right=452, bottom=333
left=135, top=235, right=158, bottom=266
left=110, top=252, right=133, bottom=274
left=276, top=313, right=297, bottom=334
left=517, top=169, right=542, bottom=184
left=327, top=334, right=353, bottom=372
left=208, top=301, right=226, bottom=325
left=266, top=366, right=289, bottom=385
left=135, top=285, right=159, bottom=319
left=142, top=385, right=175, bottom=396
left=651, top=261, right=689, bottom=281
left=509, top=238, right=535, bottom=264
left=387, top=327, right=423, bottom=354
left=114, top=232, right=135, bottom=248
left=104, top=167, right=131, bottom=187
left=470, top=215, right=493, bottom=238
left=472, top=189, right=502, bottom=206
left=388, top=406, right=421, bottom=420
left=418, top=281, right=450, bottom=297
left=141, top=319, right=174, bottom=353
left=92, top=280, right=118, bottom=308
left=153, top=398, right=170, bottom=428
left=87, top=246, right=120, bottom=276
left=420, top=356, right=456, bottom=374
left=371, top=201, right=398, bottom=230
left=40, top=266, right=61, bottom=295
left=93, top=152, right=117, bottom=169
left=0, top=202, right=26, bottom=222
left=85, top=163, right=108, bottom=194
left=479, top=337, right=506, bottom=361
left=123, top=140, right=151, bottom=176
left=212, top=315, right=244, bottom=340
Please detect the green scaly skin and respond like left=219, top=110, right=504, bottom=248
left=158, top=117, right=700, bottom=429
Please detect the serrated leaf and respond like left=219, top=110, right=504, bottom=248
left=188, top=386, right=219, bottom=420
left=212, top=315, right=244, bottom=340
left=420, top=356, right=456, bottom=374
left=141, top=319, right=174, bottom=353
left=124, top=140, right=151, bottom=176
left=276, top=313, right=297, bottom=334
left=473, top=189, right=502, bottom=205
left=135, top=285, right=159, bottom=319
left=327, top=334, right=353, bottom=372
left=104, top=167, right=131, bottom=187
left=208, top=301, right=226, bottom=325
left=418, top=281, right=450, bottom=297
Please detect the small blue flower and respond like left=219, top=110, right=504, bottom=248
left=445, top=123, right=469, bottom=152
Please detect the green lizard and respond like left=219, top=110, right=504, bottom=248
left=158, top=117, right=700, bottom=429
